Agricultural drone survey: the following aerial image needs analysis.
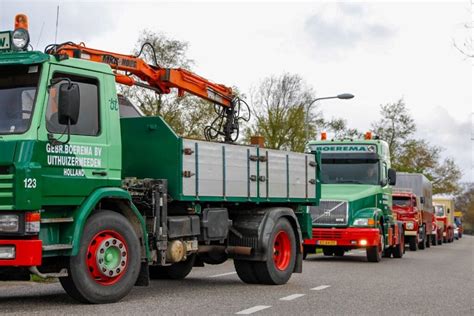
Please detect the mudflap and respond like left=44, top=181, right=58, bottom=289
left=229, top=207, right=303, bottom=273
left=135, top=261, right=150, bottom=286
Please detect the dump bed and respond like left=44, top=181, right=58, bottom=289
left=393, top=172, right=432, bottom=212
left=121, top=116, right=318, bottom=204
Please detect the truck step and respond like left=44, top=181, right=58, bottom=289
left=42, top=244, right=73, bottom=251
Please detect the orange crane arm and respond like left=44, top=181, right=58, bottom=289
left=52, top=43, right=234, bottom=107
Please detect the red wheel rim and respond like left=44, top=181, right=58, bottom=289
left=86, top=230, right=128, bottom=286
left=273, top=230, right=291, bottom=271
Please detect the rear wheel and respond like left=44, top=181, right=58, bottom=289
left=426, top=232, right=431, bottom=248
left=253, top=218, right=296, bottom=285
left=234, top=259, right=259, bottom=284
left=392, top=231, right=404, bottom=258
left=367, top=228, right=383, bottom=263
left=431, top=234, right=437, bottom=246
left=59, top=211, right=141, bottom=304
left=149, top=254, right=195, bottom=280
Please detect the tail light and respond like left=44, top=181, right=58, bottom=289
left=25, top=212, right=40, bottom=233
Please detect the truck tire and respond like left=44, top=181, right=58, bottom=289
left=59, top=211, right=141, bottom=304
left=431, top=234, right=437, bottom=246
left=234, top=260, right=259, bottom=284
left=438, top=236, right=443, bottom=245
left=366, top=228, right=383, bottom=263
left=392, top=232, right=404, bottom=259
left=418, top=227, right=426, bottom=250
left=253, top=217, right=296, bottom=285
left=426, top=233, right=431, bottom=248
left=149, top=254, right=196, bottom=280
left=409, top=236, right=418, bottom=251
left=334, top=249, right=345, bottom=257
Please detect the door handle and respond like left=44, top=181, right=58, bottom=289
left=92, top=170, right=107, bottom=176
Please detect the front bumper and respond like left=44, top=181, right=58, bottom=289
left=304, top=227, right=380, bottom=248
left=0, top=239, right=42, bottom=266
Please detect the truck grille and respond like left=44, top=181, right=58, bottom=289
left=310, top=200, right=348, bottom=226
left=0, top=166, right=14, bottom=210
left=312, top=229, right=343, bottom=239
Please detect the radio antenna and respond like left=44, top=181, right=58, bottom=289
left=36, top=21, right=45, bottom=48
left=54, top=5, right=60, bottom=43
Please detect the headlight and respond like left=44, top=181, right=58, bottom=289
left=12, top=28, right=29, bottom=50
left=406, top=222, right=415, bottom=230
left=0, top=215, right=19, bottom=232
left=353, top=218, right=375, bottom=226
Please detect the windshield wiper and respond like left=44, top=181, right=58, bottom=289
left=335, top=179, right=363, bottom=184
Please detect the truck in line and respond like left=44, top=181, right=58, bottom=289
left=0, top=15, right=320, bottom=303
left=303, top=133, right=404, bottom=262
left=392, top=172, right=433, bottom=251
left=433, top=197, right=455, bottom=243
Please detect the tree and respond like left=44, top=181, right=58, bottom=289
left=371, top=99, right=416, bottom=163
left=455, top=183, right=474, bottom=234
left=120, top=30, right=220, bottom=139
left=244, top=73, right=323, bottom=152
left=371, top=99, right=461, bottom=195
left=325, top=118, right=362, bottom=140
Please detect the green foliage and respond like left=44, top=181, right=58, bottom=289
left=243, top=73, right=323, bottom=152
left=325, top=118, right=362, bottom=140
left=371, top=99, right=461, bottom=195
left=120, top=30, right=218, bottom=139
left=455, top=183, right=474, bottom=234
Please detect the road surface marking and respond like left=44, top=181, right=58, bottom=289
left=311, top=285, right=331, bottom=291
left=209, top=271, right=237, bottom=278
left=236, top=305, right=271, bottom=314
left=279, top=293, right=305, bottom=301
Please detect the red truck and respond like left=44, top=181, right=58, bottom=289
left=392, top=173, right=433, bottom=251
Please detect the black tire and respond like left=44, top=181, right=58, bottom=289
left=383, top=248, right=392, bottom=258
left=198, top=251, right=228, bottom=265
left=253, top=218, right=296, bottom=285
left=234, top=260, right=259, bottom=284
left=322, top=248, right=334, bottom=256
left=149, top=254, right=196, bottom=280
left=438, top=236, right=443, bottom=245
left=431, top=234, right=437, bottom=246
left=59, top=211, right=141, bottom=304
left=392, top=232, right=404, bottom=259
left=409, top=236, right=418, bottom=251
left=426, top=233, right=431, bottom=248
left=334, top=249, right=345, bottom=257
left=418, top=227, right=426, bottom=250
left=367, top=228, right=383, bottom=263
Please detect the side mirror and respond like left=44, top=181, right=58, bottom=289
left=58, top=83, right=80, bottom=125
left=388, top=168, right=396, bottom=186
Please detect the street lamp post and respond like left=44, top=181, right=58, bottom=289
left=304, top=93, right=354, bottom=143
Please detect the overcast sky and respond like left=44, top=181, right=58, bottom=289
left=1, top=0, right=472, bottom=182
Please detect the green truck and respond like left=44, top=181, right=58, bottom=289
left=0, top=16, right=320, bottom=303
left=303, top=134, right=404, bottom=262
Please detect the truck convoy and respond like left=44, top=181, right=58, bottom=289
left=0, top=15, right=320, bottom=303
left=302, top=133, right=404, bottom=262
left=433, top=197, right=455, bottom=243
left=454, top=211, right=463, bottom=238
left=392, top=173, right=433, bottom=251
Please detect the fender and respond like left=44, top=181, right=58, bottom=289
left=230, top=207, right=303, bottom=273
left=70, top=187, right=149, bottom=259
left=352, top=207, right=383, bottom=226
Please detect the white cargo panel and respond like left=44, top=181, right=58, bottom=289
left=181, top=139, right=317, bottom=200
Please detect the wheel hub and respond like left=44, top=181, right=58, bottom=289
left=87, top=230, right=128, bottom=285
left=273, top=230, right=291, bottom=271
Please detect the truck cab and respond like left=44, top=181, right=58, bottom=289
left=433, top=197, right=455, bottom=243
left=303, top=134, right=404, bottom=262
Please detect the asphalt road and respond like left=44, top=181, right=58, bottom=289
left=0, top=236, right=472, bottom=315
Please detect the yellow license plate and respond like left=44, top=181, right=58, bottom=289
left=318, top=240, right=337, bottom=246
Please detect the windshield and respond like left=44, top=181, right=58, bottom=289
left=321, top=158, right=380, bottom=185
left=393, top=196, right=411, bottom=207
left=0, top=64, right=41, bottom=134
left=434, top=205, right=445, bottom=217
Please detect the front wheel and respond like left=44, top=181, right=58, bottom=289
left=367, top=228, right=383, bottom=262
left=392, top=231, right=404, bottom=258
left=418, top=227, right=426, bottom=250
left=431, top=234, right=437, bottom=246
left=409, top=236, right=418, bottom=251
left=59, top=211, right=141, bottom=304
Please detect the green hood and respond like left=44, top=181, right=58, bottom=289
left=0, top=141, right=17, bottom=164
left=321, top=184, right=381, bottom=202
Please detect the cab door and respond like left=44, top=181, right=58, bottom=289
left=38, top=65, right=109, bottom=205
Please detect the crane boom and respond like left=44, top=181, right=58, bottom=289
left=49, top=43, right=234, bottom=108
